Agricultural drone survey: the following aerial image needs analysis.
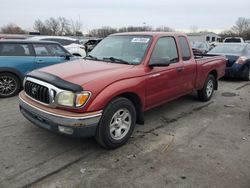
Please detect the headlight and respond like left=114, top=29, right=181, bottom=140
left=56, top=91, right=91, bottom=108
left=235, top=56, right=248, bottom=64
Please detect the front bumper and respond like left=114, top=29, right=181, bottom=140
left=19, top=92, right=102, bottom=138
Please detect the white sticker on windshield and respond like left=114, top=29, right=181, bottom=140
left=131, top=38, right=150, bottom=43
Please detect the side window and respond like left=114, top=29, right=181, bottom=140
left=150, top=37, right=179, bottom=64
left=33, top=44, right=50, bottom=56
left=46, top=44, right=66, bottom=56
left=0, top=43, right=31, bottom=56
left=178, top=36, right=191, bottom=61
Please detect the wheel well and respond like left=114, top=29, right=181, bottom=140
left=0, top=71, right=22, bottom=83
left=72, top=53, right=81, bottom=57
left=209, top=70, right=218, bottom=90
left=118, top=92, right=144, bottom=124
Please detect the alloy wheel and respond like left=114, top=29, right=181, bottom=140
left=0, top=76, right=17, bottom=96
left=109, top=108, right=132, bottom=140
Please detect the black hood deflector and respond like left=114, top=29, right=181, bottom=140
left=26, top=70, right=83, bottom=92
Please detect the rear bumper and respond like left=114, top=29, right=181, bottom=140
left=19, top=93, right=102, bottom=138
left=225, top=64, right=246, bottom=78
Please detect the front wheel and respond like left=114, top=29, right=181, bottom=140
left=95, top=97, right=136, bottom=149
left=0, top=73, right=20, bottom=98
left=197, top=74, right=215, bottom=102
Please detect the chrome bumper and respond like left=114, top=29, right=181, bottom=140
left=19, top=95, right=102, bottom=137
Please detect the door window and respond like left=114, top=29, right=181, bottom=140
left=33, top=44, right=50, bottom=56
left=46, top=44, right=66, bottom=56
left=150, top=37, right=179, bottom=64
left=178, top=36, right=191, bottom=61
left=0, top=43, right=31, bottom=56
left=33, top=44, right=66, bottom=57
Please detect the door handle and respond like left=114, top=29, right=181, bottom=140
left=176, top=67, right=184, bottom=72
left=149, top=73, right=161, bottom=78
left=36, top=59, right=45, bottom=64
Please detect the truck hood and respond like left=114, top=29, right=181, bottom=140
left=39, top=59, right=136, bottom=88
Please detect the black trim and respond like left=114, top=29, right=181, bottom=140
left=26, top=70, right=83, bottom=92
left=20, top=106, right=97, bottom=138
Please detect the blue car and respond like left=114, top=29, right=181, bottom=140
left=208, top=43, right=250, bottom=81
left=0, top=40, right=75, bottom=97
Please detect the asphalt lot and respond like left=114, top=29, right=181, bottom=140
left=0, top=79, right=249, bottom=188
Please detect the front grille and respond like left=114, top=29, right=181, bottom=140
left=25, top=80, right=50, bottom=104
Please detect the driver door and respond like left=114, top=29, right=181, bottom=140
left=33, top=43, right=69, bottom=69
left=145, top=37, right=184, bottom=109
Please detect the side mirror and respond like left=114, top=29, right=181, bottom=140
left=149, top=57, right=171, bottom=67
left=65, top=53, right=72, bottom=60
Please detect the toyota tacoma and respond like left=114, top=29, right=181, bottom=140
left=19, top=32, right=227, bottom=149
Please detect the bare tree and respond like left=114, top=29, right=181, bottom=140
left=155, top=26, right=174, bottom=32
left=33, top=19, right=51, bottom=35
left=232, top=17, right=250, bottom=36
left=0, top=24, right=26, bottom=34
left=58, top=17, right=71, bottom=35
left=220, top=17, right=250, bottom=40
left=71, top=19, right=83, bottom=36
left=89, top=26, right=117, bottom=38
left=45, top=17, right=61, bottom=36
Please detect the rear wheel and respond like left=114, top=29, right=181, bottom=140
left=242, top=66, right=250, bottom=81
left=95, top=97, right=136, bottom=149
left=0, top=73, right=20, bottom=98
left=197, top=74, right=215, bottom=102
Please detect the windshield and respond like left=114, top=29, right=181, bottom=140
left=191, top=42, right=206, bottom=49
left=209, top=44, right=245, bottom=54
left=88, top=35, right=151, bottom=64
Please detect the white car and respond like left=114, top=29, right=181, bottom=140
left=28, top=36, right=86, bottom=57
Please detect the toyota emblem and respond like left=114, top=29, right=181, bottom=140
left=31, top=87, right=38, bottom=95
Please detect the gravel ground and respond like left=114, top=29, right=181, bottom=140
left=0, top=79, right=249, bottom=188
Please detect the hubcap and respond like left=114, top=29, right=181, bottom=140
left=206, top=80, right=213, bottom=97
left=0, top=76, right=17, bottom=96
left=109, top=108, right=131, bottom=140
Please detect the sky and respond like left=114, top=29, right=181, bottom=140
left=0, top=0, right=250, bottom=34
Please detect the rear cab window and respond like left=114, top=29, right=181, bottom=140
left=150, top=37, right=179, bottom=64
left=178, top=36, right=191, bottom=61
left=0, top=43, right=32, bottom=56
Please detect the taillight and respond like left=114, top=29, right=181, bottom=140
left=235, top=56, right=248, bottom=64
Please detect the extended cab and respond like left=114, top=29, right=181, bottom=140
left=19, top=32, right=227, bottom=148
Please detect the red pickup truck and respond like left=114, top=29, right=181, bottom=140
left=19, top=32, right=227, bottom=148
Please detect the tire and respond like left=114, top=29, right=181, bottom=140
left=95, top=97, right=136, bottom=149
left=197, top=74, right=215, bottom=102
left=242, top=66, right=250, bottom=81
left=0, top=73, right=20, bottom=98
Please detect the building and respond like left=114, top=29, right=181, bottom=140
left=187, top=32, right=221, bottom=43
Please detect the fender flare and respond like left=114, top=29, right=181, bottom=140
left=0, top=67, right=24, bottom=82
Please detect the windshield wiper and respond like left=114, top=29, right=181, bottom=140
left=84, top=54, right=99, bottom=60
left=103, top=57, right=131, bottom=65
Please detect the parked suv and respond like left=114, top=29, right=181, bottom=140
left=29, top=36, right=86, bottom=57
left=0, top=40, right=74, bottom=97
